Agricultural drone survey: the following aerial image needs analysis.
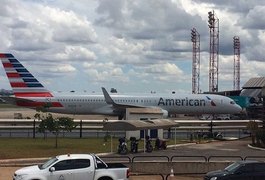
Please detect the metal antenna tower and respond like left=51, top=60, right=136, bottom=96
left=233, top=36, right=240, bottom=90
left=191, top=28, right=200, bottom=94
left=208, top=10, right=219, bottom=92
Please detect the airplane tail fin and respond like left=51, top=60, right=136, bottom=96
left=0, top=53, right=53, bottom=97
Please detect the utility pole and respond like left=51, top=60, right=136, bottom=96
left=233, top=36, right=240, bottom=90
left=191, top=28, right=200, bottom=94
left=208, top=10, right=219, bottom=92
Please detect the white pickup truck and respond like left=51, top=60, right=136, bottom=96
left=13, top=154, right=129, bottom=180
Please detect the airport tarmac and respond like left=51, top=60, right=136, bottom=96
left=0, top=107, right=192, bottom=120
left=0, top=107, right=117, bottom=120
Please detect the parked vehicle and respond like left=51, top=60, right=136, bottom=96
left=204, top=160, right=265, bottom=180
left=197, top=131, right=223, bottom=139
left=155, top=138, right=167, bottom=150
left=118, top=137, right=128, bottom=154
left=13, top=154, right=129, bottom=180
left=130, top=137, right=138, bottom=153
left=145, top=136, right=153, bottom=152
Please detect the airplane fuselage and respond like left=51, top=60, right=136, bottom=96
left=18, top=92, right=241, bottom=116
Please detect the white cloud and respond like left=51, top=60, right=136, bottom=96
left=243, top=6, right=265, bottom=29
left=47, top=7, right=97, bottom=43
left=49, top=64, right=76, bottom=73
left=1, top=0, right=98, bottom=51
left=83, top=62, right=129, bottom=83
left=146, top=63, right=183, bottom=75
left=55, top=46, right=97, bottom=61
left=0, top=0, right=265, bottom=93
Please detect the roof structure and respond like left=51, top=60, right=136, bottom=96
left=126, top=108, right=163, bottom=114
left=240, top=89, right=261, bottom=97
left=102, top=119, right=178, bottom=131
left=242, top=77, right=265, bottom=89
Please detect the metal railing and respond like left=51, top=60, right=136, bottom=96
left=0, top=119, right=258, bottom=138
left=132, top=155, right=170, bottom=162
left=99, top=155, right=265, bottom=163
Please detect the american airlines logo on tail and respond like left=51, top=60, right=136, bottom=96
left=0, top=53, right=53, bottom=97
left=0, top=53, right=62, bottom=107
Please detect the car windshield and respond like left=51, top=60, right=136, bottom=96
left=38, top=157, right=58, bottom=170
left=224, top=162, right=241, bottom=172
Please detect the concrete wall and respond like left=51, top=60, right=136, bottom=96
left=124, top=162, right=231, bottom=175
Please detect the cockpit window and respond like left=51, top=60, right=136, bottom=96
left=230, top=101, right=235, bottom=105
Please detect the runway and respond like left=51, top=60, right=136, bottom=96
left=0, top=107, right=113, bottom=120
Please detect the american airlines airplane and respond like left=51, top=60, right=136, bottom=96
left=0, top=53, right=242, bottom=119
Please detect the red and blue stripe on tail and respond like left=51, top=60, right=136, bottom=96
left=0, top=53, right=63, bottom=108
left=0, top=53, right=53, bottom=97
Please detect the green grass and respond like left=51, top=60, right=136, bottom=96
left=0, top=103, right=20, bottom=108
left=0, top=137, right=121, bottom=159
left=0, top=137, right=182, bottom=159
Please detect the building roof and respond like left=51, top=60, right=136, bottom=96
left=242, top=77, right=265, bottom=89
left=240, top=89, right=261, bottom=97
left=126, top=108, right=163, bottom=114
left=102, top=119, right=178, bottom=131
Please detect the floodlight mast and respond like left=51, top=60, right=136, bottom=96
left=233, top=36, right=240, bottom=90
left=191, top=28, right=200, bottom=94
left=208, top=10, right=219, bottom=92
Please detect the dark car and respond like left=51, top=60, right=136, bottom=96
left=204, top=160, right=265, bottom=180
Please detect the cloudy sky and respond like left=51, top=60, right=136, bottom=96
left=0, top=0, right=265, bottom=94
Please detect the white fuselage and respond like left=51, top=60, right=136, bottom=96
left=24, top=92, right=242, bottom=116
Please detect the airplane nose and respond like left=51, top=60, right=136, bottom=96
left=235, top=104, right=242, bottom=113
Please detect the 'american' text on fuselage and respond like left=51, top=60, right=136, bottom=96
left=158, top=97, right=206, bottom=106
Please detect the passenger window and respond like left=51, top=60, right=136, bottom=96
left=53, top=160, right=73, bottom=171
left=73, top=159, right=90, bottom=169
left=254, top=163, right=265, bottom=172
left=53, top=159, right=90, bottom=171
left=238, top=164, right=253, bottom=173
left=96, top=160, right=106, bottom=169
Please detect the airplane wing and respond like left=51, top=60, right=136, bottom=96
left=101, top=87, right=146, bottom=109
left=0, top=96, right=36, bottom=105
left=102, top=87, right=169, bottom=119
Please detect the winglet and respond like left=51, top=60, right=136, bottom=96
left=102, top=87, right=115, bottom=105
